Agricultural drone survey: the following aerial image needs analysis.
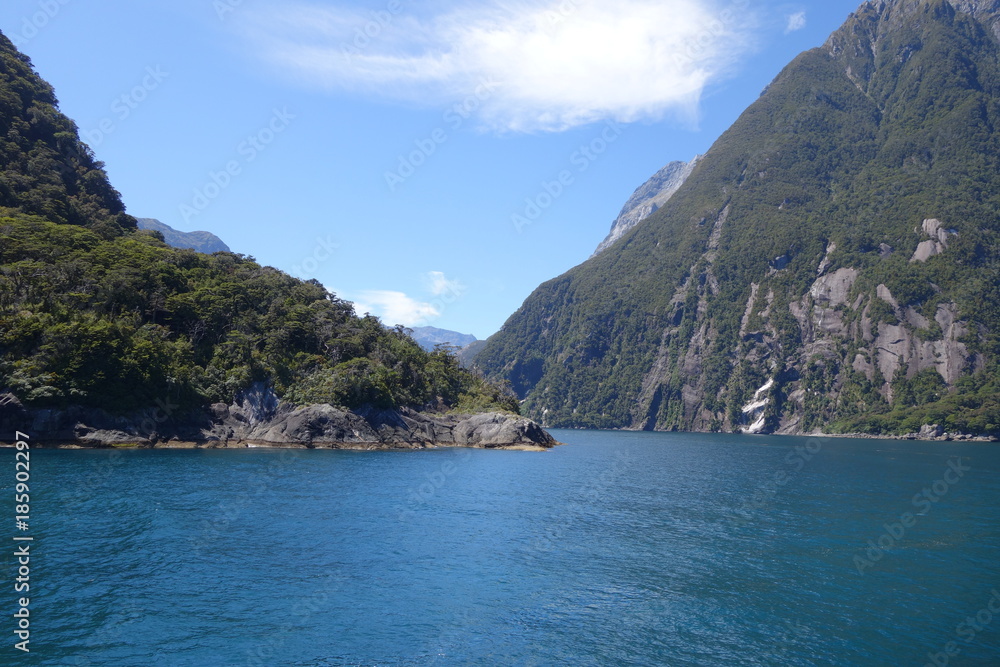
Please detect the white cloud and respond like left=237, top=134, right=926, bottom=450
left=352, top=290, right=439, bottom=327
left=785, top=11, right=806, bottom=34
left=348, top=272, right=465, bottom=327
left=236, top=0, right=758, bottom=132
left=425, top=270, right=464, bottom=297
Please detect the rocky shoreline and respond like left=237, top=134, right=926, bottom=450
left=806, top=424, right=998, bottom=443
left=0, top=386, right=558, bottom=451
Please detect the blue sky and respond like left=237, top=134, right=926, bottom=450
left=0, top=0, right=861, bottom=339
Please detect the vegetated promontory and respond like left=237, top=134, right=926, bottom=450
left=0, top=31, right=553, bottom=450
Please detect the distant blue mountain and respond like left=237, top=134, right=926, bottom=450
left=137, top=218, right=230, bottom=254
left=410, top=327, right=477, bottom=352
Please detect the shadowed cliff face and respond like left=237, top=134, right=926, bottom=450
left=475, top=0, right=1000, bottom=436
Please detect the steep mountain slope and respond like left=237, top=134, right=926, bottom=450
left=592, top=157, right=699, bottom=256
left=0, top=34, right=134, bottom=237
left=137, top=218, right=230, bottom=254
left=458, top=339, right=488, bottom=368
left=476, top=0, right=1000, bottom=436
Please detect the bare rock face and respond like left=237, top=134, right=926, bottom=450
left=811, top=267, right=859, bottom=306
left=730, top=238, right=976, bottom=432
left=920, top=424, right=945, bottom=438
left=243, top=404, right=381, bottom=446
left=593, top=157, right=700, bottom=256
left=911, top=219, right=957, bottom=262
left=867, top=298, right=972, bottom=391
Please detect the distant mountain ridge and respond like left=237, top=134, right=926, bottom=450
left=593, top=157, right=700, bottom=256
left=410, top=326, right=477, bottom=352
left=137, top=218, right=230, bottom=254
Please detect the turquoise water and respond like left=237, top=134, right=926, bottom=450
left=3, top=430, right=1000, bottom=666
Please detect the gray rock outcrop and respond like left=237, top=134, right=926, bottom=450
left=593, top=157, right=701, bottom=256
left=0, top=384, right=557, bottom=450
left=910, top=218, right=957, bottom=263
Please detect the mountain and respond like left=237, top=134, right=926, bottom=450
left=593, top=157, right=700, bottom=256
left=0, top=29, right=530, bottom=444
left=475, top=0, right=1000, bottom=437
left=136, top=218, right=230, bottom=254
left=409, top=326, right=477, bottom=352
left=458, top=339, right=488, bottom=368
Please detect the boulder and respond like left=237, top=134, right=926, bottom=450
left=919, top=424, right=945, bottom=438
left=453, top=413, right=557, bottom=448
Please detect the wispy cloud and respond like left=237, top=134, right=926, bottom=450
left=425, top=270, right=463, bottom=297
left=235, top=0, right=758, bottom=132
left=352, top=290, right=439, bottom=327
left=351, top=271, right=464, bottom=327
left=785, top=11, right=806, bottom=34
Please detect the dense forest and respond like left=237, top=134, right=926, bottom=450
left=0, top=32, right=515, bottom=417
